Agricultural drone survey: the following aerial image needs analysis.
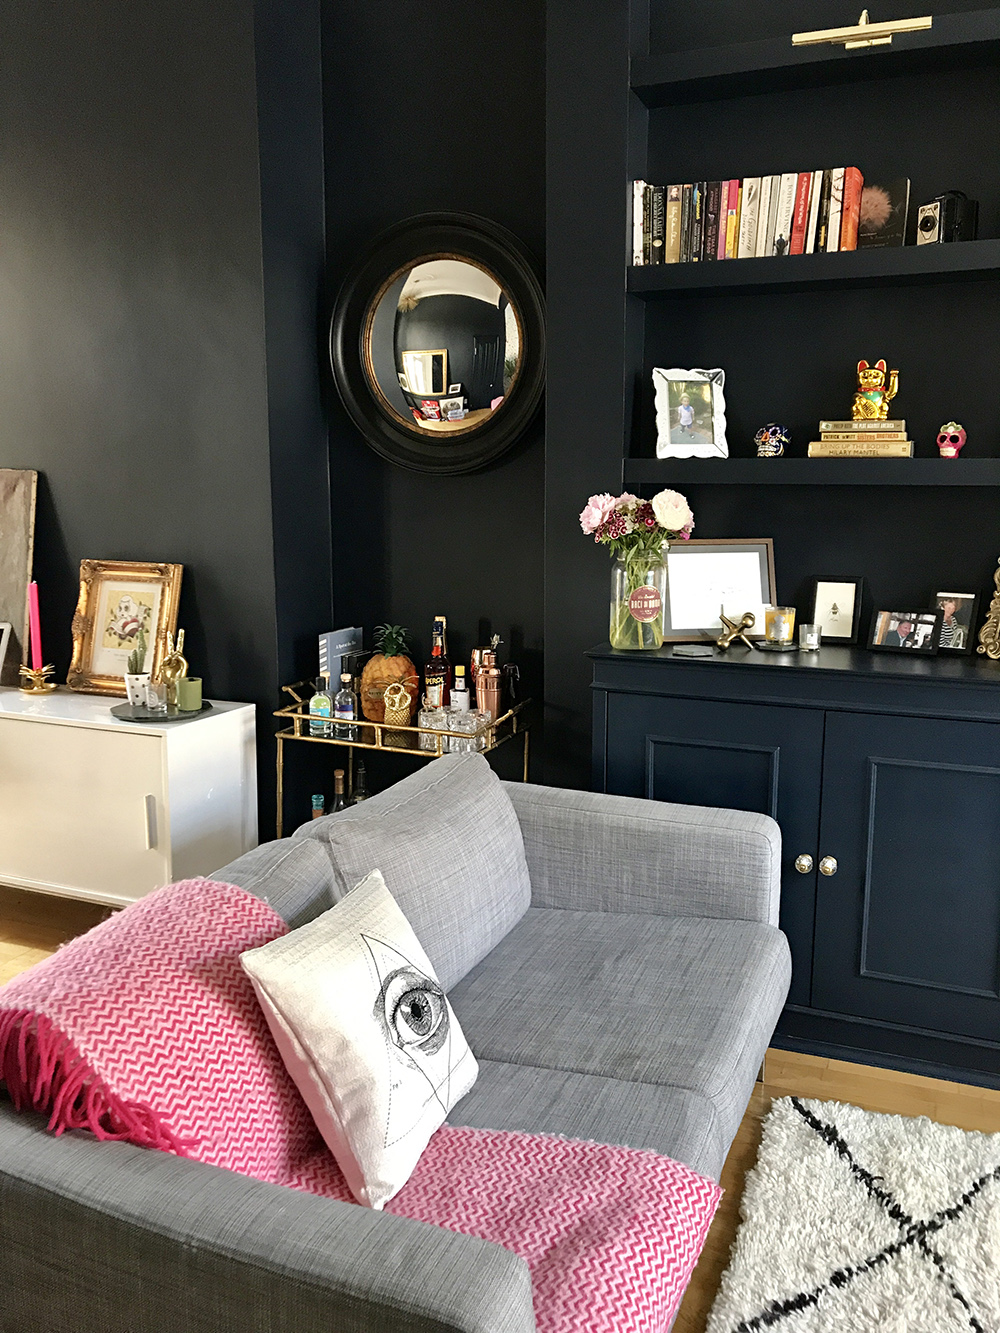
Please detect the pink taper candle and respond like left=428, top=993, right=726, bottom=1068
left=28, top=581, right=42, bottom=670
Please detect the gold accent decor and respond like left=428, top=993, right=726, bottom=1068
left=273, top=683, right=531, bottom=838
left=792, top=10, right=932, bottom=49
left=67, top=559, right=183, bottom=696
left=18, top=664, right=58, bottom=694
left=820, top=856, right=839, bottom=876
left=716, top=610, right=757, bottom=651
left=977, top=559, right=1000, bottom=659
left=158, top=629, right=188, bottom=707
left=795, top=854, right=814, bottom=874
left=853, top=359, right=899, bottom=420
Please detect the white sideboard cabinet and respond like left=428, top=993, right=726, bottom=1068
left=0, top=688, right=257, bottom=907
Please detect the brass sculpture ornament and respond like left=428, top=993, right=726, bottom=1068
left=852, top=359, right=899, bottom=421
left=716, top=609, right=757, bottom=651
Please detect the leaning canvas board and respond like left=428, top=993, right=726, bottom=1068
left=0, top=470, right=37, bottom=685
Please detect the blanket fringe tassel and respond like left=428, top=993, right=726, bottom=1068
left=0, top=1009, right=188, bottom=1154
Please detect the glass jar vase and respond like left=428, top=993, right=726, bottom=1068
left=610, top=545, right=668, bottom=650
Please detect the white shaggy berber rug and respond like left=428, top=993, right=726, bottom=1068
left=706, top=1095, right=1000, bottom=1333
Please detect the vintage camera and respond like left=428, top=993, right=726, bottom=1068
left=916, top=191, right=979, bottom=245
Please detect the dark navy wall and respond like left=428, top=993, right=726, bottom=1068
left=0, top=0, right=330, bottom=832
left=322, top=0, right=545, bottom=781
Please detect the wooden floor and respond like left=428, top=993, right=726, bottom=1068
left=3, top=883, right=1000, bottom=1332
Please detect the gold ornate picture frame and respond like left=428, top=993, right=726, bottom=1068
left=68, top=559, right=183, bottom=695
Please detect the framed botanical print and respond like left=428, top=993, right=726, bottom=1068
left=808, top=576, right=865, bottom=645
left=68, top=560, right=183, bottom=696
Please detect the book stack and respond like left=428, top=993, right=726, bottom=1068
left=808, top=421, right=913, bottom=458
left=632, top=168, right=865, bottom=265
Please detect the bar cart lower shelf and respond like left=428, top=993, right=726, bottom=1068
left=273, top=682, right=531, bottom=837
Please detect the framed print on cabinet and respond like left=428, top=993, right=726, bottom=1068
left=808, top=577, right=865, bottom=645
left=930, top=591, right=979, bottom=655
left=662, top=539, right=776, bottom=642
left=68, top=560, right=183, bottom=696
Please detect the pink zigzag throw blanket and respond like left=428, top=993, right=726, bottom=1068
left=0, top=879, right=720, bottom=1331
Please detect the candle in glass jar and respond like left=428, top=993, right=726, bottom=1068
left=799, top=623, right=821, bottom=652
left=28, top=582, right=42, bottom=670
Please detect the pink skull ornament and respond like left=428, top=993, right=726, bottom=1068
left=937, top=422, right=966, bottom=458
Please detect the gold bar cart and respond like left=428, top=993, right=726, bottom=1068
left=273, top=683, right=531, bottom=838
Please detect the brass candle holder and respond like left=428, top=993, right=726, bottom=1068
left=19, top=664, right=58, bottom=694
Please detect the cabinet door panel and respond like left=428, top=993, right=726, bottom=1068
left=605, top=693, right=823, bottom=1004
left=0, top=719, right=169, bottom=903
left=814, top=712, right=1000, bottom=1040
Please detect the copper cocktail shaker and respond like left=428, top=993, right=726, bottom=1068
left=475, top=648, right=503, bottom=721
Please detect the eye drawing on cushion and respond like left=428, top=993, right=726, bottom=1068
left=376, top=965, right=450, bottom=1056
left=363, top=934, right=469, bottom=1145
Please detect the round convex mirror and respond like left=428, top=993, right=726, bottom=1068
left=331, top=214, right=544, bottom=474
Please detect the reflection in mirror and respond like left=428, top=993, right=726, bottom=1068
left=366, top=257, right=521, bottom=435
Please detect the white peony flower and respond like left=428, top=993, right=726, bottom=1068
left=651, top=489, right=694, bottom=533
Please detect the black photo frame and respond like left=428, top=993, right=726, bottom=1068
left=329, top=213, right=545, bottom=475
left=929, top=591, right=980, bottom=655
left=868, top=609, right=942, bottom=655
left=807, top=576, right=866, bottom=645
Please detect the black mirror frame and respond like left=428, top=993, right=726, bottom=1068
left=330, top=213, right=545, bottom=475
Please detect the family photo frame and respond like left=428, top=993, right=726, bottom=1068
left=67, top=559, right=183, bottom=696
left=931, top=591, right=979, bottom=655
left=653, top=367, right=728, bottom=459
left=868, top=609, right=941, bottom=655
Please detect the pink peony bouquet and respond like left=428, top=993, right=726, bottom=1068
left=579, top=488, right=694, bottom=560
left=581, top=489, right=695, bottom=649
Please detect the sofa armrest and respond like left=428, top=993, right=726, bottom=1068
left=503, top=782, right=781, bottom=926
left=0, top=1103, right=536, bottom=1333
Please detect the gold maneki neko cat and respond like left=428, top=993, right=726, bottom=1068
left=852, top=358, right=899, bottom=421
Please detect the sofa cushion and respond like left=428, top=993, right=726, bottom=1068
left=215, top=837, right=337, bottom=929
left=451, top=1059, right=730, bottom=1181
left=241, top=869, right=478, bottom=1210
left=296, top=754, right=531, bottom=990
left=448, top=907, right=791, bottom=1154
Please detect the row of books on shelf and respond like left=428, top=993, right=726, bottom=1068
left=632, top=170, right=905, bottom=265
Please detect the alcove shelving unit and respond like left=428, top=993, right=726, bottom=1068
left=624, top=5, right=1000, bottom=486
left=546, top=0, right=1000, bottom=1088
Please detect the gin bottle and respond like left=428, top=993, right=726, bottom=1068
left=309, top=676, right=332, bottom=737
left=334, top=672, right=358, bottom=740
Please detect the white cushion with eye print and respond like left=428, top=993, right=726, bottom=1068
left=240, top=868, right=478, bottom=1209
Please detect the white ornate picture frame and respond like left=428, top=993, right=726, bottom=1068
left=653, top=367, right=728, bottom=459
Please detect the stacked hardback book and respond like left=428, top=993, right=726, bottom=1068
left=808, top=421, right=912, bottom=458
left=632, top=169, right=865, bottom=264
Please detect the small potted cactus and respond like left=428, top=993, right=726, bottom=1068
left=123, top=627, right=150, bottom=707
left=359, top=624, right=419, bottom=722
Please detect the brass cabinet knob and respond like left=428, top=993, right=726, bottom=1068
left=819, top=856, right=838, bottom=876
left=794, top=854, right=813, bottom=874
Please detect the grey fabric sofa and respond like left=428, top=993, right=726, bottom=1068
left=0, top=755, right=790, bottom=1333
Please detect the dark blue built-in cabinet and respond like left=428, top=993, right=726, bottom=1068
left=591, top=644, right=1000, bottom=1088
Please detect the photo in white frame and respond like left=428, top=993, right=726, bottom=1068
left=653, top=367, right=728, bottom=459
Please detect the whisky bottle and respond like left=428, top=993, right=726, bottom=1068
left=424, top=616, right=452, bottom=707
left=331, top=768, right=347, bottom=813
left=310, top=794, right=325, bottom=819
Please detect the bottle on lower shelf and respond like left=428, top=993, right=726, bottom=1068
left=331, top=769, right=347, bottom=813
